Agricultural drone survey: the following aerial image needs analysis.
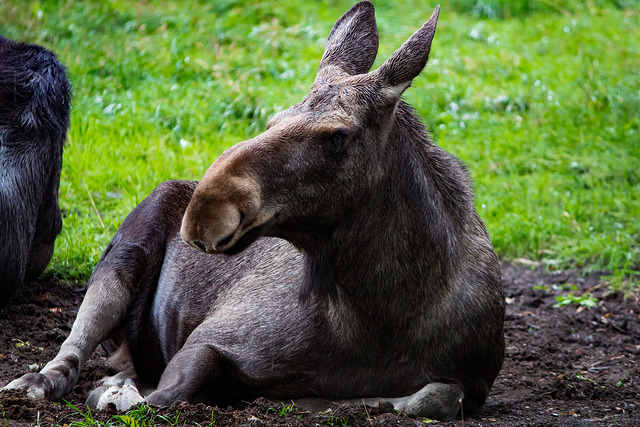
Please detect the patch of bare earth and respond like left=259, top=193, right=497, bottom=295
left=1, top=262, right=638, bottom=426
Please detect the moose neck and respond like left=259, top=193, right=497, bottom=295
left=301, top=102, right=474, bottom=311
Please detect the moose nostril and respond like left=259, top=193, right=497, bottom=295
left=216, top=233, right=234, bottom=250
left=191, top=240, right=207, bottom=252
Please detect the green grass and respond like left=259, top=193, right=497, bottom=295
left=58, top=402, right=216, bottom=426
left=0, top=0, right=638, bottom=291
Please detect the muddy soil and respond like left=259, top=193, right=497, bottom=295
left=0, top=262, right=638, bottom=426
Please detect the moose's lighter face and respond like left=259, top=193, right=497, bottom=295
left=181, top=2, right=440, bottom=254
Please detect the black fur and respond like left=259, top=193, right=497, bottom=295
left=0, top=35, right=70, bottom=306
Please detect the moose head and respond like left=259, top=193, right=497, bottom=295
left=181, top=2, right=440, bottom=256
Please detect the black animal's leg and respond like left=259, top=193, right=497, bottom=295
left=0, top=162, right=42, bottom=306
left=0, top=161, right=61, bottom=303
left=25, top=168, right=63, bottom=281
left=2, top=180, right=196, bottom=401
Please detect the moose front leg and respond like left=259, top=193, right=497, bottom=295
left=2, top=180, right=196, bottom=402
left=3, top=273, right=132, bottom=400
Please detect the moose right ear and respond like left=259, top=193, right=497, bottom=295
left=317, top=1, right=379, bottom=77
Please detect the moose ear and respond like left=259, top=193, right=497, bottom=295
left=372, top=5, right=440, bottom=97
left=317, top=1, right=379, bottom=77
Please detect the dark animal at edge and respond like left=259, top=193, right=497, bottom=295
left=3, top=2, right=505, bottom=420
left=0, top=35, right=70, bottom=307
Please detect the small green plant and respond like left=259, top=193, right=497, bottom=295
left=193, top=412, right=217, bottom=427
left=112, top=405, right=157, bottom=427
left=552, top=283, right=598, bottom=308
left=112, top=415, right=142, bottom=427
left=320, top=409, right=350, bottom=427
left=325, top=412, right=349, bottom=426
left=156, top=408, right=185, bottom=426
left=278, top=401, right=295, bottom=417
left=575, top=373, right=594, bottom=382
left=555, top=292, right=598, bottom=308
left=12, top=339, right=29, bottom=348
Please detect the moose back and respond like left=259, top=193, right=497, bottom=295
left=4, top=2, right=505, bottom=421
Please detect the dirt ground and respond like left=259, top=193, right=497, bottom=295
left=0, top=262, right=638, bottom=427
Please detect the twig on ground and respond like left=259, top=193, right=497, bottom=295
left=361, top=399, right=373, bottom=427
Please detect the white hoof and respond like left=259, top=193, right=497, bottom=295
left=86, top=379, right=145, bottom=411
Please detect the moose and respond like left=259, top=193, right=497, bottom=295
left=0, top=35, right=70, bottom=307
left=3, top=2, right=504, bottom=420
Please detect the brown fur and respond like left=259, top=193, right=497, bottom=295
left=4, top=3, right=504, bottom=421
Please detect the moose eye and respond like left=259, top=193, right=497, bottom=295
left=330, top=129, right=349, bottom=153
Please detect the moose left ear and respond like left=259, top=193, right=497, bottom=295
left=372, top=5, right=440, bottom=97
left=317, top=1, right=379, bottom=77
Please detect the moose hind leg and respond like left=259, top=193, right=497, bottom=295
left=364, top=382, right=464, bottom=421
left=145, top=343, right=226, bottom=406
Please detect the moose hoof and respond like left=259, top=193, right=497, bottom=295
left=398, top=382, right=464, bottom=421
left=2, top=373, right=53, bottom=400
left=86, top=379, right=145, bottom=412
